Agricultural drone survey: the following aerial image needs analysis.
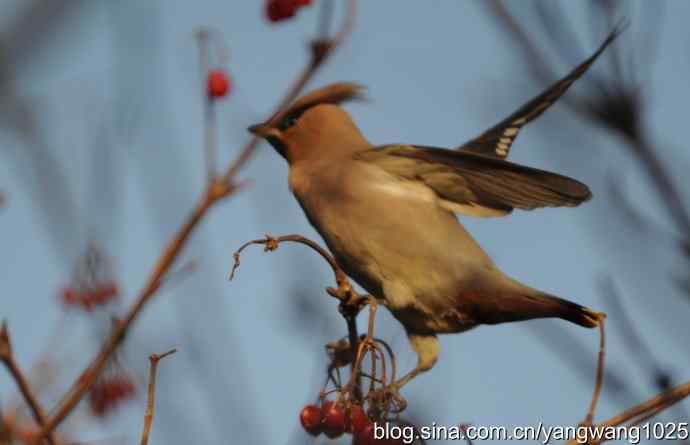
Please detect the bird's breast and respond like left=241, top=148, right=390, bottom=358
left=288, top=159, right=492, bottom=308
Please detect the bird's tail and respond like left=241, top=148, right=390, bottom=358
left=535, top=291, right=604, bottom=328
left=460, top=276, right=605, bottom=328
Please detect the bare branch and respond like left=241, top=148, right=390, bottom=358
left=565, top=380, right=690, bottom=445
left=140, top=349, right=177, bottom=445
left=230, top=233, right=372, bottom=403
left=37, top=3, right=358, bottom=438
left=222, top=0, right=357, bottom=183
left=583, top=319, right=606, bottom=426
left=0, top=322, right=56, bottom=445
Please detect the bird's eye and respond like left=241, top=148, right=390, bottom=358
left=278, top=109, right=305, bottom=131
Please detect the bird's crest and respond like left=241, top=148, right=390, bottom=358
left=275, top=82, right=366, bottom=124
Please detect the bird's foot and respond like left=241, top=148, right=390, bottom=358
left=373, top=382, right=407, bottom=413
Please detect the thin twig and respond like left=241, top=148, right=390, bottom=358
left=38, top=2, right=357, bottom=438
left=0, top=322, right=56, bottom=445
left=633, top=137, right=690, bottom=241
left=196, top=29, right=217, bottom=182
left=583, top=318, right=606, bottom=425
left=230, top=232, right=373, bottom=404
left=565, top=380, right=690, bottom=445
left=231, top=234, right=341, bottom=284
left=230, top=234, right=367, bottom=311
left=344, top=315, right=359, bottom=370
left=221, top=0, right=356, bottom=183
left=0, top=406, right=9, bottom=445
left=140, top=349, right=177, bottom=445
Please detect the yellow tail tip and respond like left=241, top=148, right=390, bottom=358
left=583, top=308, right=606, bottom=328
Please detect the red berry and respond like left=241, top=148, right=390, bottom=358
left=354, top=422, right=376, bottom=445
left=82, top=292, right=95, bottom=311
left=299, top=404, right=322, bottom=436
left=348, top=404, right=370, bottom=433
left=61, top=287, right=78, bottom=304
left=207, top=69, right=231, bottom=98
left=266, top=0, right=296, bottom=22
left=322, top=401, right=347, bottom=438
left=99, top=281, right=119, bottom=301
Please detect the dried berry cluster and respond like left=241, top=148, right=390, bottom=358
left=88, top=374, right=137, bottom=417
left=59, top=245, right=120, bottom=311
left=265, top=0, right=313, bottom=23
left=60, top=281, right=119, bottom=311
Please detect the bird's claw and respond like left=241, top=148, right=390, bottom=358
left=375, top=382, right=407, bottom=413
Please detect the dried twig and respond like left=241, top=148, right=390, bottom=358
left=38, top=1, right=357, bottom=439
left=230, top=233, right=365, bottom=310
left=484, top=1, right=690, bottom=243
left=230, top=233, right=368, bottom=399
left=0, top=322, right=56, bottom=445
left=0, top=406, right=9, bottom=445
left=196, top=28, right=218, bottom=183
left=600, top=277, right=674, bottom=391
left=230, top=234, right=349, bottom=296
left=583, top=319, right=606, bottom=426
left=140, top=348, right=177, bottom=445
left=565, top=380, right=690, bottom=445
left=221, top=0, right=356, bottom=184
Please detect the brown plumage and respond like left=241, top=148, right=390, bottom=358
left=249, top=29, right=620, bottom=390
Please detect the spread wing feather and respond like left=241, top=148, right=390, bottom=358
left=456, top=26, right=624, bottom=159
left=355, top=144, right=591, bottom=217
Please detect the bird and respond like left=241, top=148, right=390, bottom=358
left=248, top=29, right=621, bottom=391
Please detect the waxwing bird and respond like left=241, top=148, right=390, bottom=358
left=249, top=29, right=621, bottom=390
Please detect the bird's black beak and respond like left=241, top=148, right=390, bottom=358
left=248, top=122, right=289, bottom=160
left=248, top=122, right=282, bottom=140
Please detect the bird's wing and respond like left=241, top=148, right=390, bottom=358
left=456, top=26, right=623, bottom=159
left=355, top=144, right=591, bottom=218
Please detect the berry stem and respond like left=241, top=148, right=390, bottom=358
left=197, top=29, right=218, bottom=182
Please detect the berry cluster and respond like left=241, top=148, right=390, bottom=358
left=88, top=375, right=136, bottom=417
left=59, top=244, right=120, bottom=312
left=265, top=0, right=312, bottom=23
left=300, top=400, right=404, bottom=444
left=60, top=281, right=119, bottom=311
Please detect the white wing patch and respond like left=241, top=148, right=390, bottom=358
left=367, top=169, right=509, bottom=218
left=493, top=125, right=522, bottom=157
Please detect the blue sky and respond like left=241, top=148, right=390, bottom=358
left=1, top=1, right=689, bottom=444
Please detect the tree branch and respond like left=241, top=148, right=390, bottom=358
left=37, top=1, right=357, bottom=439
left=565, top=380, right=690, bottom=445
left=0, top=322, right=56, bottom=445
left=583, top=319, right=606, bottom=425
left=230, top=233, right=368, bottom=397
left=140, top=348, right=177, bottom=445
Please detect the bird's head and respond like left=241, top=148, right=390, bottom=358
left=248, top=82, right=370, bottom=163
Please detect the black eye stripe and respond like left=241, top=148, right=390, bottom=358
left=278, top=108, right=307, bottom=130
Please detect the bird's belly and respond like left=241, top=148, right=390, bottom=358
left=291, top=161, right=493, bottom=320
